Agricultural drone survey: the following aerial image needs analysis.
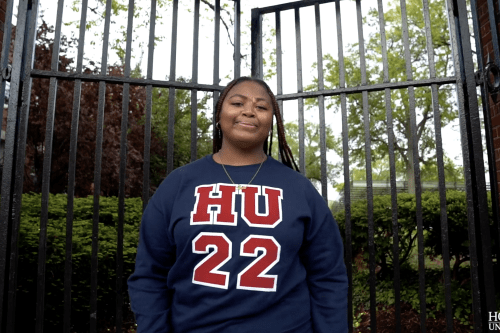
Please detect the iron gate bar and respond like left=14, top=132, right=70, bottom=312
left=251, top=8, right=262, bottom=79
left=167, top=0, right=179, bottom=175
left=449, top=8, right=483, bottom=329
left=143, top=0, right=157, bottom=209
left=399, top=0, right=428, bottom=330
left=375, top=0, right=402, bottom=330
left=293, top=8, right=306, bottom=175
left=64, top=0, right=89, bottom=330
left=254, top=0, right=338, bottom=14
left=116, top=1, right=136, bottom=331
left=486, top=0, right=500, bottom=65
left=275, top=11, right=283, bottom=121
left=29, top=69, right=225, bottom=90
left=314, top=3, right=328, bottom=201
left=213, top=0, right=221, bottom=144
left=452, top=11, right=485, bottom=330
left=274, top=77, right=458, bottom=100
left=234, top=0, right=241, bottom=79
left=473, top=0, right=500, bottom=273
left=90, top=0, right=113, bottom=331
left=5, top=0, right=39, bottom=331
left=36, top=0, right=65, bottom=330
left=191, top=0, right=200, bottom=163
left=0, top=0, right=14, bottom=154
left=0, top=0, right=16, bottom=329
left=355, top=0, right=377, bottom=327
left=457, top=0, right=498, bottom=326
left=421, top=0, right=454, bottom=329
left=334, top=1, right=353, bottom=330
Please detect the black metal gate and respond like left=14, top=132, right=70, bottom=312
left=0, top=0, right=498, bottom=332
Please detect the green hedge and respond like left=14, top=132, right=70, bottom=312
left=333, top=190, right=496, bottom=278
left=16, top=193, right=142, bottom=332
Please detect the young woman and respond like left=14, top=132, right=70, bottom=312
left=128, top=77, right=348, bottom=333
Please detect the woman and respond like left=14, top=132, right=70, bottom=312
left=128, top=77, right=348, bottom=332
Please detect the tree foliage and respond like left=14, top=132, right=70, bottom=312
left=24, top=22, right=211, bottom=197
left=307, top=0, right=460, bottom=192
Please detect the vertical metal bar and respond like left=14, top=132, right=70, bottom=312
left=294, top=8, right=305, bottom=175
left=470, top=0, right=500, bottom=276
left=251, top=8, right=262, bottom=79
left=234, top=0, right=241, bottom=79
left=275, top=11, right=283, bottom=134
left=421, top=0, right=453, bottom=331
left=35, top=0, right=65, bottom=331
left=115, top=1, right=134, bottom=332
left=376, top=0, right=401, bottom=330
left=0, top=0, right=14, bottom=155
left=191, top=0, right=200, bottom=163
left=334, top=0, right=352, bottom=330
left=356, top=0, right=376, bottom=330
left=443, top=0, right=484, bottom=330
left=167, top=0, right=179, bottom=175
left=485, top=0, right=500, bottom=65
left=91, top=0, right=112, bottom=331
left=64, top=0, right=88, bottom=331
left=399, top=0, right=427, bottom=330
left=213, top=0, right=221, bottom=138
left=314, top=3, right=327, bottom=201
left=0, top=1, right=36, bottom=331
left=143, top=0, right=156, bottom=209
left=454, top=0, right=497, bottom=328
left=0, top=0, right=19, bottom=329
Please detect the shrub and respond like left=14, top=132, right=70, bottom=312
left=15, top=193, right=142, bottom=332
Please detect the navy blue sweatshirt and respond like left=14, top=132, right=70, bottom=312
left=128, top=155, right=348, bottom=332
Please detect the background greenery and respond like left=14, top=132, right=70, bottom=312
left=14, top=190, right=499, bottom=331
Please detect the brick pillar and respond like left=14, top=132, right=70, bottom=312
left=476, top=0, right=500, bottom=207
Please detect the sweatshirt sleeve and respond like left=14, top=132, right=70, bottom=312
left=127, top=177, right=178, bottom=333
left=300, top=188, right=348, bottom=333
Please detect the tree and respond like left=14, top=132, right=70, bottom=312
left=272, top=121, right=339, bottom=187
left=148, top=81, right=213, bottom=185
left=307, top=0, right=459, bottom=194
left=24, top=22, right=211, bottom=197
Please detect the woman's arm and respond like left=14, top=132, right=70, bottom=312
left=301, top=192, right=349, bottom=333
left=128, top=183, right=177, bottom=333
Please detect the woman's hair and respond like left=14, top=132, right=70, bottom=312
left=213, top=76, right=299, bottom=172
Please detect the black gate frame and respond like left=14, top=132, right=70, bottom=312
left=0, top=0, right=498, bottom=332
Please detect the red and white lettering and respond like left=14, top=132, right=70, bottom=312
left=241, top=185, right=283, bottom=228
left=192, top=232, right=232, bottom=289
left=237, top=235, right=281, bottom=292
left=190, top=184, right=238, bottom=226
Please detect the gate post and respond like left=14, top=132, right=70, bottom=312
left=448, top=0, right=498, bottom=330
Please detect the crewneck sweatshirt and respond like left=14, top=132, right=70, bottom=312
left=128, top=155, right=348, bottom=333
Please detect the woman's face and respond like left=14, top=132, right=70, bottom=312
left=219, top=81, right=273, bottom=151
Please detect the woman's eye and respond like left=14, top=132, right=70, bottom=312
left=257, top=106, right=268, bottom=110
left=232, top=102, right=243, bottom=106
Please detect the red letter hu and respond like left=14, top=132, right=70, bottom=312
left=241, top=185, right=283, bottom=228
left=190, top=184, right=238, bottom=226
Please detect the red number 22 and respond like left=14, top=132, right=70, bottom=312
left=192, top=232, right=281, bottom=292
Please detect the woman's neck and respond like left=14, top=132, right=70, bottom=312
left=214, top=145, right=267, bottom=166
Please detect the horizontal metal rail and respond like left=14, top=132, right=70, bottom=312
left=29, top=69, right=225, bottom=91
left=275, top=76, right=457, bottom=100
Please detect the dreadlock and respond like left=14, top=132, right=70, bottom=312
left=213, top=77, right=299, bottom=172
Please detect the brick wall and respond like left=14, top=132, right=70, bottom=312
left=476, top=0, right=500, bottom=206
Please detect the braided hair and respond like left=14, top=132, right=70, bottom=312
left=213, top=77, right=299, bottom=172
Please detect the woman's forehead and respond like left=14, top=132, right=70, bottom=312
left=227, top=81, right=271, bottom=102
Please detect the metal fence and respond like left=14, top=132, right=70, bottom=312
left=0, top=0, right=498, bottom=332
